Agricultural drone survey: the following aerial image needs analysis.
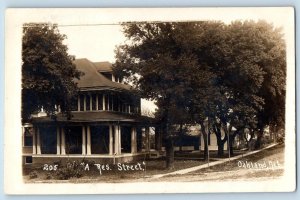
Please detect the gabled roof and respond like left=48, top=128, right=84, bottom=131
left=74, top=58, right=130, bottom=91
left=93, top=61, right=113, bottom=72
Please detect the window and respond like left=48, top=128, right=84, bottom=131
left=98, top=94, right=103, bottom=110
left=130, top=105, right=133, bottom=113
left=40, top=126, right=57, bottom=154
left=65, top=127, right=82, bottom=154
left=105, top=94, right=109, bottom=110
left=86, top=95, right=91, bottom=111
left=24, top=127, right=33, bottom=147
left=113, top=95, right=119, bottom=111
left=25, top=156, right=32, bottom=164
left=92, top=94, right=97, bottom=110
left=91, top=126, right=109, bottom=154
left=102, top=72, right=112, bottom=81
left=80, top=95, right=85, bottom=111
left=109, top=95, right=114, bottom=111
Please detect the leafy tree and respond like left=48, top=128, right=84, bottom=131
left=114, top=22, right=199, bottom=168
left=114, top=20, right=286, bottom=166
left=22, top=23, right=82, bottom=121
left=217, top=21, right=286, bottom=150
left=192, top=20, right=286, bottom=154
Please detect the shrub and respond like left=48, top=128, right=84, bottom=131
left=53, top=160, right=84, bottom=180
left=45, top=172, right=53, bottom=180
left=29, top=170, right=38, bottom=179
left=276, top=134, right=285, bottom=144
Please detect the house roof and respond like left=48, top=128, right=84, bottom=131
left=74, top=58, right=130, bottom=91
left=32, top=111, right=155, bottom=124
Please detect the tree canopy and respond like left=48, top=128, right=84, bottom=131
left=113, top=20, right=286, bottom=167
left=22, top=23, right=82, bottom=121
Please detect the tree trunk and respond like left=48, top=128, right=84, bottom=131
left=166, top=138, right=174, bottom=169
left=255, top=129, right=264, bottom=149
left=213, top=123, right=226, bottom=157
left=179, top=123, right=183, bottom=152
left=223, top=123, right=233, bottom=157
left=230, top=129, right=241, bottom=156
left=218, top=142, right=224, bottom=157
left=229, top=134, right=234, bottom=156
left=200, top=122, right=208, bottom=160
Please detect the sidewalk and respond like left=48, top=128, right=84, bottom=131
left=150, top=143, right=278, bottom=179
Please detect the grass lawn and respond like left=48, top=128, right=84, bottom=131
left=158, top=144, right=284, bottom=182
left=24, top=144, right=282, bottom=183
left=24, top=158, right=208, bottom=183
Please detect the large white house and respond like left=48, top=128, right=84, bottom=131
left=22, top=58, right=159, bottom=165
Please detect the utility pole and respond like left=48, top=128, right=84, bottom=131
left=207, top=130, right=210, bottom=167
left=228, top=130, right=231, bottom=161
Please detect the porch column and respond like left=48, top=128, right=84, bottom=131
left=111, top=95, right=114, bottom=111
left=103, top=94, right=106, bottom=111
left=87, top=125, right=91, bottom=155
left=61, top=127, right=66, bottom=155
left=36, top=127, right=41, bottom=155
left=96, top=94, right=99, bottom=110
left=82, top=126, right=86, bottom=155
left=107, top=95, right=110, bottom=110
left=114, top=125, right=121, bottom=155
left=145, top=127, right=150, bottom=152
left=118, top=126, right=122, bottom=154
left=84, top=95, right=86, bottom=111
left=32, top=127, right=36, bottom=154
left=109, top=125, right=113, bottom=155
left=131, top=127, right=137, bottom=154
left=77, top=96, right=80, bottom=111
left=89, top=95, right=92, bottom=111
left=56, top=127, right=61, bottom=155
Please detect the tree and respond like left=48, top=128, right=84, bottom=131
left=114, top=20, right=286, bottom=166
left=194, top=20, right=286, bottom=155
left=217, top=20, right=286, bottom=150
left=22, top=23, right=82, bottom=121
left=114, top=22, right=200, bottom=168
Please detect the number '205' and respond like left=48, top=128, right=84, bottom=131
left=43, top=164, right=58, bottom=171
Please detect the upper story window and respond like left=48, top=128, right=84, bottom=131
left=92, top=94, right=97, bottom=110
left=73, top=92, right=141, bottom=114
left=98, top=94, right=103, bottom=110
left=86, top=95, right=91, bottom=111
left=102, top=72, right=113, bottom=81
left=80, top=95, right=85, bottom=111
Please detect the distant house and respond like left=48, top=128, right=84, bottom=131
left=172, top=125, right=219, bottom=151
left=22, top=58, right=159, bottom=165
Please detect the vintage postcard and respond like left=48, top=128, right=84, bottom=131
left=4, top=8, right=295, bottom=194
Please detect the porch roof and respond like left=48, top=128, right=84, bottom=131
left=31, top=111, right=155, bottom=124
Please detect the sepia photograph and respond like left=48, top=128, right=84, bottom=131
left=4, top=7, right=295, bottom=194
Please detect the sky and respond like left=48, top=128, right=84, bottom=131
left=59, top=25, right=158, bottom=113
left=59, top=25, right=125, bottom=62
left=57, top=9, right=291, bottom=63
left=9, top=8, right=294, bottom=114
left=54, top=8, right=292, bottom=113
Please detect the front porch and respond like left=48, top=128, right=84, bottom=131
left=30, top=123, right=158, bottom=164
